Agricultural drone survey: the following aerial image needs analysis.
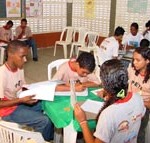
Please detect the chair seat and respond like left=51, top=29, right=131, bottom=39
left=55, top=41, right=71, bottom=45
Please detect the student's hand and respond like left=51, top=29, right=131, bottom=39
left=97, top=89, right=110, bottom=101
left=20, top=95, right=38, bottom=105
left=75, top=83, right=86, bottom=92
left=74, top=103, right=86, bottom=123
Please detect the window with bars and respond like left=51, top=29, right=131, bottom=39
left=72, top=0, right=111, bottom=37
left=0, top=0, right=67, bottom=34
left=115, top=0, right=150, bottom=34
left=26, top=0, right=67, bottom=33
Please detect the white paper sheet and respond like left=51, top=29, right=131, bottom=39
left=17, top=81, right=57, bottom=101
left=55, top=88, right=88, bottom=96
left=90, top=88, right=103, bottom=96
left=81, top=99, right=104, bottom=114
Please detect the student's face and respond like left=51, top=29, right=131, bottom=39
left=133, top=52, right=149, bottom=72
left=118, top=35, right=123, bottom=42
left=21, top=21, right=27, bottom=28
left=6, top=24, right=13, bottom=30
left=130, top=26, right=138, bottom=36
left=77, top=67, right=90, bottom=77
left=10, top=47, right=28, bottom=69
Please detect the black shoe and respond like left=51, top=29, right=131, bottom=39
left=33, top=57, right=38, bottom=61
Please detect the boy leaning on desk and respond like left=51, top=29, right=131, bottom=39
left=52, top=52, right=101, bottom=91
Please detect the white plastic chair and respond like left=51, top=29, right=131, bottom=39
left=69, top=27, right=87, bottom=58
left=77, top=31, right=99, bottom=56
left=48, top=59, right=69, bottom=80
left=0, top=121, right=45, bottom=143
left=0, top=47, right=6, bottom=65
left=54, top=27, right=74, bottom=59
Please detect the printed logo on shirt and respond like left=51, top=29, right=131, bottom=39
left=15, top=80, right=23, bottom=88
left=124, top=132, right=137, bottom=143
left=131, top=113, right=143, bottom=122
left=118, top=120, right=129, bottom=132
left=131, top=80, right=142, bottom=90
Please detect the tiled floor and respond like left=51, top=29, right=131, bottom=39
left=24, top=46, right=71, bottom=84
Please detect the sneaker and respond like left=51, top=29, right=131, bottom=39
left=33, top=57, right=38, bottom=61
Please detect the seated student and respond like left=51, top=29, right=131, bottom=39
left=52, top=52, right=101, bottom=91
left=0, top=40, right=54, bottom=141
left=98, top=26, right=125, bottom=65
left=143, top=20, right=150, bottom=41
left=0, top=20, right=13, bottom=44
left=127, top=47, right=150, bottom=143
left=122, top=22, right=143, bottom=49
left=15, top=18, right=38, bottom=61
left=140, top=38, right=150, bottom=48
left=74, top=59, right=145, bottom=143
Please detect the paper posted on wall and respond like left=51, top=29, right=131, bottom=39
left=17, top=81, right=57, bottom=101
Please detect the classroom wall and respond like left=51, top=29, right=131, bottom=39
left=33, top=32, right=106, bottom=48
left=33, top=32, right=61, bottom=48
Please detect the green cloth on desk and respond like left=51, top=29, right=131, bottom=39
left=42, top=87, right=103, bottom=131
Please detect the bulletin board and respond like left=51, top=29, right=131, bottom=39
left=0, top=0, right=26, bottom=19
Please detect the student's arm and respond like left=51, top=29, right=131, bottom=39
left=0, top=39, right=8, bottom=43
left=82, top=81, right=99, bottom=88
left=0, top=95, right=37, bottom=108
left=16, top=29, right=25, bottom=39
left=74, top=104, right=104, bottom=143
left=55, top=83, right=86, bottom=92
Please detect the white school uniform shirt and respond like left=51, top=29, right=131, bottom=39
left=0, top=27, right=12, bottom=42
left=94, top=93, right=146, bottom=143
left=98, top=36, right=119, bottom=65
left=144, top=31, right=150, bottom=42
left=122, top=33, right=143, bottom=48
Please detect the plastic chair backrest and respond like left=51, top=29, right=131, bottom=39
left=86, top=31, right=99, bottom=47
left=48, top=59, right=69, bottom=80
left=0, top=121, right=45, bottom=143
left=73, top=27, right=87, bottom=44
left=60, top=27, right=74, bottom=43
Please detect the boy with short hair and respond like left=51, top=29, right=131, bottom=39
left=53, top=52, right=100, bottom=91
left=0, top=40, right=54, bottom=141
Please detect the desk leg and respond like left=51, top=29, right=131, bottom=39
left=63, top=121, right=77, bottom=143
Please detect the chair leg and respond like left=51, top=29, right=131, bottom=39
left=0, top=47, right=5, bottom=65
left=63, top=45, right=67, bottom=59
left=54, top=44, right=57, bottom=56
left=70, top=44, right=74, bottom=58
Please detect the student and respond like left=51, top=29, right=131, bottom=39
left=15, top=18, right=38, bottom=61
left=74, top=59, right=145, bottom=143
left=0, top=40, right=54, bottom=141
left=140, top=39, right=150, bottom=48
left=143, top=20, right=150, bottom=41
left=128, top=47, right=150, bottom=143
left=52, top=52, right=100, bottom=91
left=0, top=20, right=13, bottom=43
left=122, top=22, right=143, bottom=49
left=98, top=26, right=125, bottom=65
